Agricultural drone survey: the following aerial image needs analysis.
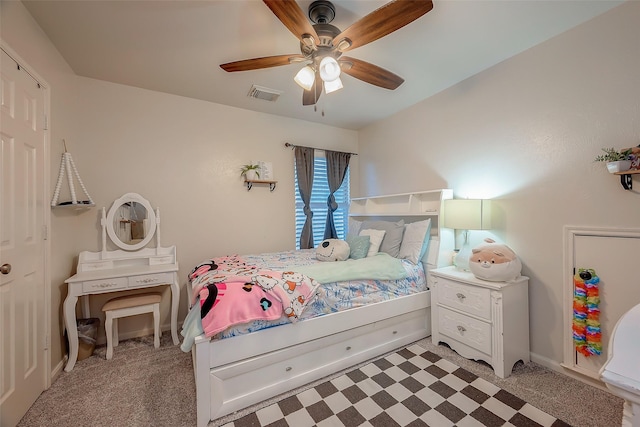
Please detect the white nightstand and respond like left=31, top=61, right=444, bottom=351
left=430, top=266, right=530, bottom=378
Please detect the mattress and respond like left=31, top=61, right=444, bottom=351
left=212, top=249, right=427, bottom=339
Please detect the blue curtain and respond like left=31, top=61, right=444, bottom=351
left=323, top=150, right=351, bottom=239
left=294, top=146, right=315, bottom=249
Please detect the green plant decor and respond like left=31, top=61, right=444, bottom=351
left=594, top=147, right=632, bottom=162
left=240, top=164, right=260, bottom=179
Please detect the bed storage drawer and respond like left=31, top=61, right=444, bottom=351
left=206, top=308, right=430, bottom=418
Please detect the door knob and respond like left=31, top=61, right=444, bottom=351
left=1, top=263, right=11, bottom=275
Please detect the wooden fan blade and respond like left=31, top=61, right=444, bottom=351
left=334, top=0, right=433, bottom=52
left=302, top=69, right=323, bottom=105
left=339, top=57, right=404, bottom=90
left=220, top=54, right=305, bottom=72
left=263, top=0, right=319, bottom=44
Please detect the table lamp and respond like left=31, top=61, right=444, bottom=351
left=443, top=199, right=492, bottom=271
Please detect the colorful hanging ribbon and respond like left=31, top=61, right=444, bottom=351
left=572, top=268, right=601, bottom=357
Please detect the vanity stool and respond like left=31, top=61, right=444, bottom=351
left=102, top=292, right=162, bottom=360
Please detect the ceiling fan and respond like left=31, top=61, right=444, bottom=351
left=220, top=0, right=434, bottom=106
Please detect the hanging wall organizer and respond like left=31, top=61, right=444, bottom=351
left=51, top=140, right=95, bottom=208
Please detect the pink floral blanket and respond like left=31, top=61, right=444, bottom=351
left=189, top=255, right=320, bottom=337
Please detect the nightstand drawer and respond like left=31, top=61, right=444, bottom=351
left=438, top=307, right=492, bottom=355
left=437, top=278, right=491, bottom=319
left=82, top=277, right=128, bottom=293
left=128, top=272, right=172, bottom=287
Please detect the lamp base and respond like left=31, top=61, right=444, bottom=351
left=454, top=240, right=472, bottom=272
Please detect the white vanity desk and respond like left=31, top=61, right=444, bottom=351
left=64, top=193, right=180, bottom=372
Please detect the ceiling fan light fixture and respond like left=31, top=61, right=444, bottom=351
left=335, top=38, right=352, bottom=52
left=301, top=34, right=317, bottom=50
left=324, top=76, right=343, bottom=94
left=319, top=56, right=340, bottom=82
left=294, top=66, right=316, bottom=90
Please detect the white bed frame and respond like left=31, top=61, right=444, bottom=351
left=191, top=190, right=454, bottom=427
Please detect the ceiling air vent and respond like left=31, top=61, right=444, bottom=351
left=248, top=85, right=283, bottom=102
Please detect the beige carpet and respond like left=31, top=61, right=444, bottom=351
left=18, top=333, right=623, bottom=427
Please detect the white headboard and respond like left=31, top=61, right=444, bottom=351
left=349, top=189, right=455, bottom=274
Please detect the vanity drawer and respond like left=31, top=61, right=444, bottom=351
left=149, top=255, right=174, bottom=266
left=437, top=278, right=491, bottom=319
left=128, top=272, right=173, bottom=288
left=438, top=307, right=492, bottom=355
left=82, top=277, right=128, bottom=293
left=78, top=260, right=115, bottom=272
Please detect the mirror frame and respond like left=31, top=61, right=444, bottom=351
left=106, top=193, right=156, bottom=251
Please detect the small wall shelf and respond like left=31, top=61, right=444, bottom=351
left=52, top=201, right=96, bottom=210
left=245, top=179, right=277, bottom=192
left=51, top=140, right=95, bottom=208
left=614, top=170, right=640, bottom=190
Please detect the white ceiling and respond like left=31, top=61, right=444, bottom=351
left=23, top=0, right=623, bottom=130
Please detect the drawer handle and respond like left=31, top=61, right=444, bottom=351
left=346, top=346, right=351, bottom=351
left=457, top=325, right=466, bottom=333
left=392, top=330, right=398, bottom=335
left=456, top=293, right=466, bottom=300
left=137, top=278, right=158, bottom=284
left=98, top=283, right=118, bottom=288
left=285, top=367, right=292, bottom=372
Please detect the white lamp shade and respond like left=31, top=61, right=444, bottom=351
left=294, top=66, right=315, bottom=91
left=319, top=56, right=341, bottom=82
left=443, top=199, right=492, bottom=230
left=324, top=77, right=343, bottom=94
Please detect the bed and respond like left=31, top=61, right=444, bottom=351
left=183, top=190, right=453, bottom=427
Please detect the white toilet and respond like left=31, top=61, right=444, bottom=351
left=599, top=303, right=640, bottom=427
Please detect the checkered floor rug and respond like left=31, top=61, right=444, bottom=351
left=221, top=344, right=571, bottom=427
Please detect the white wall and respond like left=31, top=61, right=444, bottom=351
left=1, top=0, right=358, bottom=370
left=357, top=1, right=640, bottom=365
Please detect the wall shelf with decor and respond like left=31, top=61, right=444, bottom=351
left=614, top=170, right=640, bottom=190
left=51, top=140, right=95, bottom=209
left=245, top=179, right=277, bottom=192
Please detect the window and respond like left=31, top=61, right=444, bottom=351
left=295, top=155, right=350, bottom=249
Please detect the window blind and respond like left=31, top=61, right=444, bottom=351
left=294, top=157, right=350, bottom=249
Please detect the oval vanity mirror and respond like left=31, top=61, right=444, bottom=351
left=106, top=193, right=156, bottom=251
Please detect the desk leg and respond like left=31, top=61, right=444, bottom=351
left=170, top=279, right=180, bottom=345
left=63, top=294, right=79, bottom=372
left=81, top=295, right=90, bottom=319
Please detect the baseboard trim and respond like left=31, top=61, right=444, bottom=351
left=530, top=351, right=608, bottom=392
left=50, top=356, right=66, bottom=386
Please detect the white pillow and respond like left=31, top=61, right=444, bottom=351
left=359, top=229, right=386, bottom=257
left=398, top=219, right=432, bottom=264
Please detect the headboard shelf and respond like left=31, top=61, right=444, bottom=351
left=349, top=189, right=454, bottom=268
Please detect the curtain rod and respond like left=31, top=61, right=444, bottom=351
left=284, top=142, right=358, bottom=156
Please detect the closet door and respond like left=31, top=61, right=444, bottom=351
left=0, top=48, right=48, bottom=427
left=564, top=228, right=640, bottom=379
